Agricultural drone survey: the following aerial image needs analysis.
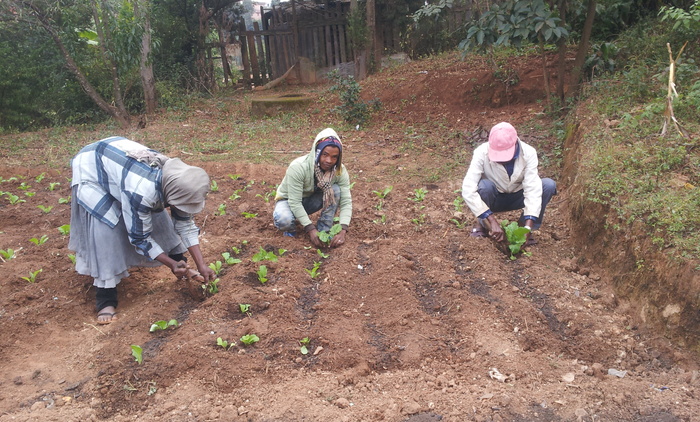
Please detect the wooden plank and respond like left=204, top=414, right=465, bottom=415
left=254, top=22, right=268, bottom=84
left=324, top=12, right=332, bottom=67
left=247, top=29, right=261, bottom=85
left=338, top=22, right=348, bottom=63
left=261, top=6, right=274, bottom=81
left=239, top=21, right=251, bottom=86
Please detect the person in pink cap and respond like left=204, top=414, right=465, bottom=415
left=461, top=122, right=556, bottom=244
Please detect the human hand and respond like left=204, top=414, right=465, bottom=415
left=308, top=228, right=323, bottom=248
left=196, top=265, right=216, bottom=282
left=170, top=260, right=190, bottom=279
left=329, top=229, right=347, bottom=248
left=488, top=218, right=506, bottom=243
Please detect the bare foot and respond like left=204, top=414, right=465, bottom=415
left=97, top=306, right=117, bottom=324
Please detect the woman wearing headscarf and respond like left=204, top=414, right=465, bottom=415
left=69, top=136, right=215, bottom=324
left=273, top=128, right=353, bottom=248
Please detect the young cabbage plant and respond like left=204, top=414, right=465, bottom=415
left=239, top=303, right=251, bottom=314
left=240, top=334, right=260, bottom=345
left=221, top=252, right=242, bottom=265
left=500, top=220, right=533, bottom=259
left=131, top=345, right=143, bottom=364
left=317, top=224, right=342, bottom=244
left=305, top=261, right=322, bottom=279
left=21, top=269, right=42, bottom=283
left=217, top=337, right=233, bottom=350
left=37, top=205, right=54, bottom=213
left=57, top=224, right=70, bottom=236
left=256, top=265, right=268, bottom=283
left=208, top=261, right=223, bottom=275
left=0, top=248, right=15, bottom=260
left=299, top=337, right=311, bottom=355
left=149, top=319, right=179, bottom=332
left=29, top=235, right=48, bottom=245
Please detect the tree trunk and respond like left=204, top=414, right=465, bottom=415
left=134, top=0, right=157, bottom=114
left=92, top=0, right=130, bottom=124
left=570, top=0, right=596, bottom=98
left=540, top=40, right=552, bottom=112
left=350, top=0, right=367, bottom=80
left=21, top=0, right=129, bottom=127
left=196, top=2, right=216, bottom=93
left=366, top=0, right=376, bottom=72
left=556, top=0, right=567, bottom=104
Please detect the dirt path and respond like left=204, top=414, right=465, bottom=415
left=0, top=52, right=698, bottom=422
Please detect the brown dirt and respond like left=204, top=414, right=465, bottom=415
left=0, top=51, right=698, bottom=422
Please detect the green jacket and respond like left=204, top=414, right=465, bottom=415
left=275, top=128, right=352, bottom=229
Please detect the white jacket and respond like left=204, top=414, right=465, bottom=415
left=461, top=140, right=543, bottom=218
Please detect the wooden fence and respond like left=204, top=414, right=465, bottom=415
left=237, top=4, right=353, bottom=87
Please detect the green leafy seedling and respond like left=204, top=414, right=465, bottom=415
left=251, top=247, right=279, bottom=262
left=215, top=203, right=226, bottom=216
left=305, top=261, right=322, bottom=279
left=68, top=254, right=76, bottom=264
left=256, top=265, right=268, bottom=283
left=317, top=249, right=329, bottom=259
left=0, top=249, right=15, bottom=260
left=48, top=182, right=61, bottom=191
left=221, top=252, right=242, bottom=265
left=450, top=218, right=468, bottom=229
left=409, top=188, right=428, bottom=202
left=228, top=174, right=241, bottom=180
left=37, top=205, right=54, bottom=213
left=57, top=224, right=70, bottom=236
left=21, top=269, right=43, bottom=283
left=202, top=278, right=220, bottom=295
left=7, top=193, right=25, bottom=205
left=24, top=191, right=36, bottom=197
left=299, top=337, right=310, bottom=355
left=453, top=196, right=465, bottom=212
left=58, top=196, right=70, bottom=204
left=239, top=303, right=251, bottom=314
left=150, top=319, right=179, bottom=332
left=35, top=173, right=46, bottom=183
left=17, top=182, right=30, bottom=191
left=229, top=190, right=241, bottom=201
left=500, top=220, right=532, bottom=259
left=131, top=345, right=143, bottom=364
left=29, top=235, right=48, bottom=245
left=208, top=261, right=223, bottom=275
left=241, top=212, right=257, bottom=218
left=217, top=337, right=233, bottom=350
left=317, top=224, right=342, bottom=244
left=240, top=334, right=260, bottom=346
left=210, top=180, right=219, bottom=192
left=372, top=186, right=393, bottom=199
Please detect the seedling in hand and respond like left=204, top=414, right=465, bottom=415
left=221, top=252, right=242, bottom=265
left=57, top=224, right=70, bottom=236
left=299, top=337, right=311, bottom=355
left=305, top=261, right=322, bottom=279
left=256, top=265, right=268, bottom=283
left=131, top=345, right=143, bottom=364
left=240, top=334, right=259, bottom=346
left=500, top=220, right=533, bottom=259
left=37, top=205, right=54, bottom=213
left=317, top=224, right=342, bottom=244
left=29, top=235, right=49, bottom=245
left=150, top=319, right=179, bottom=332
left=0, top=249, right=15, bottom=260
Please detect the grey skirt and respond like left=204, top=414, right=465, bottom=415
left=68, top=187, right=186, bottom=288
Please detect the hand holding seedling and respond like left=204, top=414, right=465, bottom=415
left=485, top=215, right=506, bottom=243
left=329, top=229, right=346, bottom=248
left=307, top=228, right=324, bottom=248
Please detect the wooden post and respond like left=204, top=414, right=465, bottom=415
left=253, top=22, right=268, bottom=84
left=261, top=6, right=273, bottom=81
left=239, top=21, right=251, bottom=86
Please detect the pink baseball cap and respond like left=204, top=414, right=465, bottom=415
left=488, top=122, right=518, bottom=162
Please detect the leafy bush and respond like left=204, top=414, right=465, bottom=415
left=327, top=69, right=381, bottom=127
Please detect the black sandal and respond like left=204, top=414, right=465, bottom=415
left=470, top=225, right=488, bottom=238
